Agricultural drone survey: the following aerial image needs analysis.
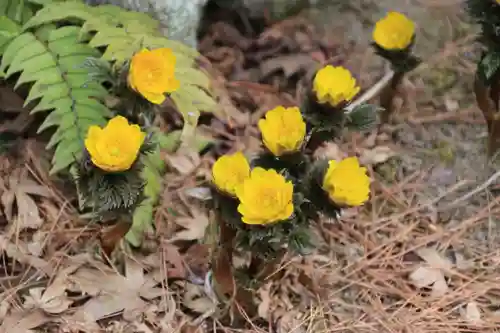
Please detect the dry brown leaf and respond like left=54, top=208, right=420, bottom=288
left=415, top=247, right=453, bottom=271
left=0, top=169, right=52, bottom=231
left=313, top=142, right=345, bottom=161
left=69, top=258, right=162, bottom=322
left=166, top=149, right=200, bottom=175
left=257, top=282, right=272, bottom=319
left=358, top=146, right=397, bottom=166
left=182, top=283, right=216, bottom=314
left=23, top=287, right=72, bottom=315
left=0, top=309, right=50, bottom=333
left=184, top=187, right=212, bottom=201
left=210, top=76, right=249, bottom=127
left=0, top=235, right=53, bottom=275
left=26, top=231, right=45, bottom=257
left=260, top=54, right=317, bottom=78
left=409, top=266, right=448, bottom=297
left=170, top=207, right=209, bottom=242
left=462, top=302, right=482, bottom=325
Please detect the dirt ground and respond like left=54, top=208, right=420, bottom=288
left=2, top=0, right=500, bottom=332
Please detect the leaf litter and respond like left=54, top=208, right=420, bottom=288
left=2, top=1, right=500, bottom=332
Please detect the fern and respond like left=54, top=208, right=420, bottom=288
left=0, top=23, right=110, bottom=173
left=22, top=1, right=216, bottom=144
left=126, top=129, right=214, bottom=246
left=1, top=0, right=34, bottom=25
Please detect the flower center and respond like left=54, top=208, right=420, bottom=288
left=109, top=146, right=120, bottom=157
left=259, top=187, right=278, bottom=209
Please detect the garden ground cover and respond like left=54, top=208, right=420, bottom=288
left=2, top=0, right=500, bottom=332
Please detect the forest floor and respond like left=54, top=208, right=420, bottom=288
left=2, top=0, right=500, bottom=332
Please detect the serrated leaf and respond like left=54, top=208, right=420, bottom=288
left=0, top=16, right=22, bottom=58
left=125, top=131, right=164, bottom=246
left=21, top=0, right=216, bottom=146
left=1, top=25, right=110, bottom=174
left=1, top=0, right=34, bottom=25
left=345, top=103, right=381, bottom=131
left=478, top=52, right=500, bottom=83
left=22, top=1, right=92, bottom=30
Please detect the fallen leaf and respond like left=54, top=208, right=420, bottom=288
left=0, top=235, right=53, bottom=275
left=69, top=258, right=161, bottom=322
left=260, top=54, right=317, bottom=79
left=415, top=247, right=453, bottom=271
left=184, top=187, right=212, bottom=201
left=313, top=142, right=345, bottom=161
left=409, top=266, right=448, bottom=297
left=23, top=287, right=72, bottom=315
left=257, top=282, right=272, bottom=319
left=182, top=283, right=216, bottom=314
left=0, top=309, right=50, bottom=333
left=462, top=302, right=482, bottom=325
left=151, top=244, right=187, bottom=281
left=0, top=168, right=52, bottom=231
left=23, top=264, right=82, bottom=314
left=358, top=146, right=397, bottom=166
left=166, top=149, right=200, bottom=175
left=170, top=207, right=209, bottom=242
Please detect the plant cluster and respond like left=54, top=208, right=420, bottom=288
left=0, top=0, right=216, bottom=245
left=466, top=0, right=500, bottom=156
left=210, top=64, right=376, bottom=260
left=370, top=11, right=421, bottom=123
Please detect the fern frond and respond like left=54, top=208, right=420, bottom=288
left=1, top=0, right=35, bottom=25
left=0, top=25, right=111, bottom=173
left=22, top=1, right=216, bottom=149
left=126, top=149, right=163, bottom=246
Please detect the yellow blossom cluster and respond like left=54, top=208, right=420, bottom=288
left=84, top=47, right=179, bottom=172
left=212, top=102, right=371, bottom=225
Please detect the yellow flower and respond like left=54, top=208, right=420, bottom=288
left=373, top=12, right=415, bottom=51
left=128, top=48, right=180, bottom=104
left=313, top=66, right=360, bottom=107
left=84, top=116, right=146, bottom=172
left=322, top=157, right=371, bottom=207
left=236, top=168, right=294, bottom=225
left=212, top=152, right=251, bottom=197
left=258, top=106, right=306, bottom=156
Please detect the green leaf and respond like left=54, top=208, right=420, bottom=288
left=22, top=1, right=216, bottom=147
left=0, top=16, right=22, bottom=59
left=158, top=129, right=214, bottom=153
left=1, top=25, right=111, bottom=174
left=345, top=103, right=381, bottom=131
left=478, top=52, right=500, bottom=84
left=1, top=0, right=34, bottom=25
left=126, top=147, right=164, bottom=247
left=22, top=1, right=92, bottom=30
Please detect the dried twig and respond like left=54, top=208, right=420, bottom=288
left=345, top=69, right=395, bottom=114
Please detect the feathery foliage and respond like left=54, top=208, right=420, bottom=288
left=23, top=0, right=216, bottom=141
left=0, top=23, right=110, bottom=173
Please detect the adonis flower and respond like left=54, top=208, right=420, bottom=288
left=236, top=168, right=294, bottom=225
left=258, top=106, right=306, bottom=156
left=212, top=152, right=251, bottom=197
left=84, top=116, right=146, bottom=172
left=128, top=48, right=180, bottom=104
left=313, top=65, right=360, bottom=107
left=322, top=157, right=371, bottom=207
left=373, top=12, right=415, bottom=51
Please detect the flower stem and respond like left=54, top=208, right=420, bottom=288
left=379, top=71, right=405, bottom=124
